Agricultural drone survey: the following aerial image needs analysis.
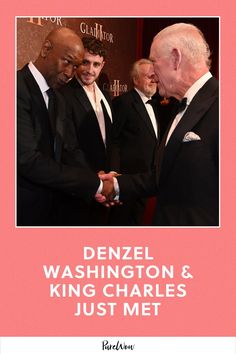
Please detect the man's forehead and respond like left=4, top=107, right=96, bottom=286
left=140, top=63, right=152, bottom=73
left=84, top=50, right=104, bottom=62
left=59, top=42, right=82, bottom=53
left=64, top=44, right=83, bottom=57
left=150, top=41, right=157, bottom=51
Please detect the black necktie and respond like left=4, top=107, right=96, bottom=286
left=47, top=88, right=56, bottom=136
left=175, top=97, right=187, bottom=114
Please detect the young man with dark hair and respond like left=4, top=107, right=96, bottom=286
left=59, top=36, right=113, bottom=226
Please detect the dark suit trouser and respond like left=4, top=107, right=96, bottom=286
left=52, top=194, right=110, bottom=226
left=108, top=198, right=147, bottom=226
left=17, top=187, right=54, bottom=226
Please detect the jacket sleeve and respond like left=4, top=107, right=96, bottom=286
left=108, top=96, right=128, bottom=172
left=17, top=74, right=100, bottom=200
left=117, top=169, right=157, bottom=201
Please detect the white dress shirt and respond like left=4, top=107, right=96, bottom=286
left=166, top=71, right=212, bottom=145
left=135, top=88, right=158, bottom=137
left=28, top=61, right=50, bottom=108
left=77, top=78, right=112, bottom=146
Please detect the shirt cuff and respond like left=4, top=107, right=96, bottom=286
left=113, top=177, right=120, bottom=200
left=96, top=180, right=103, bottom=194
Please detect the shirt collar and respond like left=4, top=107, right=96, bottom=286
left=76, top=76, right=112, bottom=121
left=134, top=88, right=151, bottom=103
left=76, top=76, right=87, bottom=89
left=184, top=71, right=212, bottom=105
left=28, top=61, right=50, bottom=94
left=76, top=76, right=103, bottom=98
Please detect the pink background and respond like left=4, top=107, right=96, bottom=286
left=0, top=3, right=235, bottom=337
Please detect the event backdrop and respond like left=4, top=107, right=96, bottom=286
left=17, top=17, right=138, bottom=97
left=16, top=17, right=219, bottom=97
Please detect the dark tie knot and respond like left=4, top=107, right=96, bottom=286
left=176, top=97, right=187, bottom=114
left=47, top=88, right=55, bottom=98
left=146, top=99, right=154, bottom=107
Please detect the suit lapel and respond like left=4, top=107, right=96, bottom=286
left=71, top=78, right=113, bottom=148
left=132, top=90, right=157, bottom=140
left=23, top=65, right=53, bottom=146
left=53, top=91, right=66, bottom=161
left=100, top=99, right=112, bottom=146
left=54, top=91, right=65, bottom=137
left=22, top=65, right=48, bottom=118
left=72, top=79, right=104, bottom=137
left=160, top=77, right=218, bottom=181
left=21, top=65, right=57, bottom=158
left=71, top=78, right=95, bottom=113
left=23, top=65, right=68, bottom=162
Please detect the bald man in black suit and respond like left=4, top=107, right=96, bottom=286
left=17, top=28, right=102, bottom=226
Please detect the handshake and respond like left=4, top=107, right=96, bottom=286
left=95, top=171, right=121, bottom=207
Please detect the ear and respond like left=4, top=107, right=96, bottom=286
left=133, top=75, right=139, bottom=86
left=171, top=48, right=182, bottom=70
left=40, top=39, right=53, bottom=58
left=101, top=61, right=105, bottom=70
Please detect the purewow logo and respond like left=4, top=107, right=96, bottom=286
left=103, top=80, right=128, bottom=97
left=102, top=340, right=135, bottom=351
left=80, top=22, right=114, bottom=43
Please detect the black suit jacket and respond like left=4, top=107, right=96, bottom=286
left=118, top=77, right=219, bottom=226
left=60, top=77, right=113, bottom=173
left=110, top=89, right=159, bottom=174
left=17, top=65, right=99, bottom=226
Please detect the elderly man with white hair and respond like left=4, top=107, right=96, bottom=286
left=98, top=22, right=219, bottom=226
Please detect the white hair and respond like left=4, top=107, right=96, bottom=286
left=154, top=23, right=211, bottom=69
left=131, top=58, right=153, bottom=80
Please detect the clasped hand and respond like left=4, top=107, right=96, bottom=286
left=95, top=171, right=121, bottom=207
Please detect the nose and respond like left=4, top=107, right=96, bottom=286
left=85, top=62, right=94, bottom=73
left=64, top=64, right=75, bottom=80
left=150, top=77, right=156, bottom=83
left=153, top=73, right=158, bottom=83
